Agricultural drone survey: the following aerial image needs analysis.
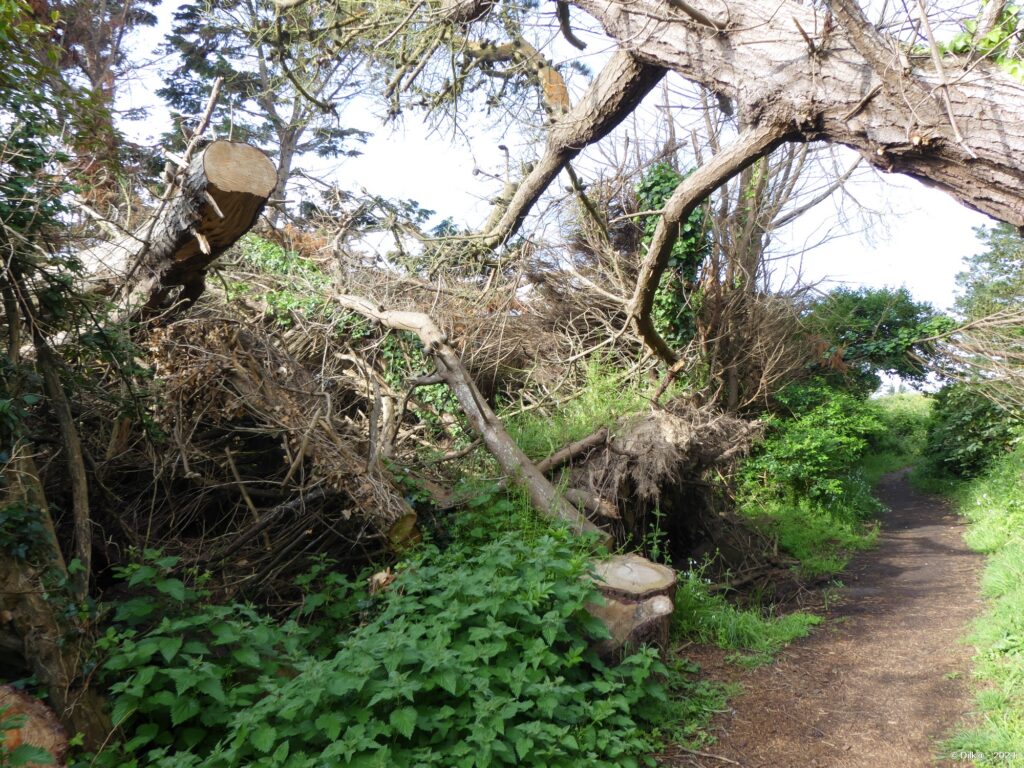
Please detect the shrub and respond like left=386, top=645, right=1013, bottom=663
left=744, top=383, right=884, bottom=506
left=737, top=382, right=884, bottom=575
left=923, top=384, right=1021, bottom=478
left=90, top=532, right=667, bottom=768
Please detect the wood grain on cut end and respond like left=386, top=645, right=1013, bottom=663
left=592, top=553, right=677, bottom=601
left=588, top=554, right=677, bottom=661
left=0, top=686, right=67, bottom=767
left=202, top=141, right=276, bottom=196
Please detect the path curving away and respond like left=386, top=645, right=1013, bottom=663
left=664, top=469, right=984, bottom=768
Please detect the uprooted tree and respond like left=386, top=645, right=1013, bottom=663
left=8, top=0, right=1024, bottom=753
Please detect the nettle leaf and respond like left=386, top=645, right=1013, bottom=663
left=389, top=707, right=418, bottom=739
left=170, top=696, right=202, bottom=726
left=158, top=635, right=183, bottom=663
left=232, top=646, right=261, bottom=668
left=251, top=723, right=277, bottom=752
left=314, top=712, right=343, bottom=740
left=155, top=578, right=187, bottom=601
left=196, top=676, right=227, bottom=703
left=8, top=744, right=55, bottom=766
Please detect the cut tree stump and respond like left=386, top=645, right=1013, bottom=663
left=0, top=686, right=67, bottom=767
left=588, top=554, right=676, bottom=661
left=81, top=140, right=276, bottom=312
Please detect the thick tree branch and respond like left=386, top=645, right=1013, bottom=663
left=629, top=122, right=794, bottom=362
left=574, top=0, right=1024, bottom=227
left=482, top=51, right=664, bottom=246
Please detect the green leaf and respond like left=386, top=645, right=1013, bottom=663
left=232, top=646, right=261, bottom=668
left=155, top=578, right=187, bottom=601
left=170, top=696, right=201, bottom=726
left=127, top=565, right=157, bottom=586
left=314, top=712, right=343, bottom=740
left=9, top=744, right=55, bottom=766
left=272, top=741, right=290, bottom=762
left=158, top=635, right=183, bottom=663
left=251, top=724, right=277, bottom=753
left=389, top=707, right=417, bottom=739
left=196, top=676, right=226, bottom=703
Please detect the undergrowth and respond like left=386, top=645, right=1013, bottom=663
left=735, top=385, right=930, bottom=577
left=82, top=497, right=724, bottom=768
left=672, top=567, right=821, bottom=667
left=505, top=360, right=655, bottom=461
left=945, top=444, right=1024, bottom=764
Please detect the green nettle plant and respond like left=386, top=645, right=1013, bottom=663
left=744, top=383, right=885, bottom=506
left=91, top=533, right=667, bottom=768
left=0, top=707, right=55, bottom=767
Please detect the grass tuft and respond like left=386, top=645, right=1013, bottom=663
left=672, top=567, right=821, bottom=667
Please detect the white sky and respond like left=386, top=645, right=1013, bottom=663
left=118, top=0, right=994, bottom=315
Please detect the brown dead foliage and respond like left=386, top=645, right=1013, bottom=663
left=57, top=305, right=413, bottom=595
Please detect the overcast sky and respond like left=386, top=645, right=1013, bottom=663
left=119, top=1, right=994, bottom=316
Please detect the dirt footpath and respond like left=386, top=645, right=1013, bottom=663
left=664, top=470, right=984, bottom=768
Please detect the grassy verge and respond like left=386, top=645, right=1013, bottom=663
left=944, top=444, right=1024, bottom=763
left=672, top=569, right=821, bottom=666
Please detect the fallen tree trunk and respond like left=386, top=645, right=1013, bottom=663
left=81, top=141, right=276, bottom=313
left=333, top=294, right=609, bottom=540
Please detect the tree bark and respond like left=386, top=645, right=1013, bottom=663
left=628, top=123, right=793, bottom=362
left=570, top=0, right=1024, bottom=227
left=81, top=141, right=276, bottom=312
left=1, top=446, right=111, bottom=752
left=483, top=50, right=665, bottom=246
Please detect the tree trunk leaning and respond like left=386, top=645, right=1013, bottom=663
left=332, top=294, right=611, bottom=542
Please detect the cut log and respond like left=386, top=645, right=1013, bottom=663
left=588, top=554, right=677, bottom=661
left=80, top=141, right=276, bottom=312
left=0, top=685, right=68, bottom=767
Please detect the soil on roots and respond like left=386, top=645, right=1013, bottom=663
left=663, top=470, right=984, bottom=768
